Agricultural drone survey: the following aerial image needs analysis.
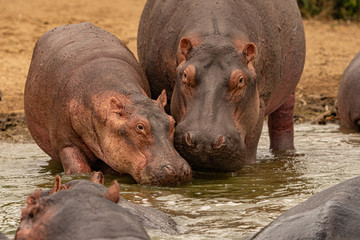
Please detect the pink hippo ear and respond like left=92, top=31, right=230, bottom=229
left=156, top=89, right=167, bottom=109
left=26, top=189, right=42, bottom=206
left=90, top=171, right=104, bottom=185
left=49, top=175, right=62, bottom=195
left=177, top=36, right=202, bottom=64
left=110, top=97, right=125, bottom=116
left=103, top=180, right=120, bottom=203
left=242, top=43, right=257, bottom=64
left=179, top=37, right=193, bottom=59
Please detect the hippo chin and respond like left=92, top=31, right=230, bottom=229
left=338, top=51, right=360, bottom=131
left=24, top=22, right=192, bottom=186
left=138, top=0, right=305, bottom=172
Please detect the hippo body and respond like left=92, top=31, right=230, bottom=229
left=25, top=23, right=191, bottom=186
left=16, top=178, right=150, bottom=240
left=42, top=172, right=182, bottom=235
left=249, top=176, right=360, bottom=240
left=138, top=0, right=305, bottom=171
left=337, top=52, right=360, bottom=130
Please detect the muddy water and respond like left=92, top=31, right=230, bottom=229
left=1, top=123, right=359, bottom=240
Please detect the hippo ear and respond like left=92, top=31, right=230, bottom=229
left=26, top=189, right=42, bottom=206
left=110, top=97, right=125, bottom=116
left=103, top=180, right=120, bottom=203
left=49, top=175, right=62, bottom=195
left=242, top=43, right=257, bottom=63
left=178, top=37, right=193, bottom=63
left=90, top=171, right=104, bottom=185
left=156, top=89, right=167, bottom=109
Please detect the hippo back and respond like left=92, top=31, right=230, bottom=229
left=337, top=52, right=360, bottom=130
left=25, top=22, right=150, bottom=158
left=249, top=177, right=360, bottom=240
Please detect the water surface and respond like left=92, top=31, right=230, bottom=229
left=1, top=123, right=359, bottom=239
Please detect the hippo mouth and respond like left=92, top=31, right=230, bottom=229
left=174, top=139, right=246, bottom=172
left=139, top=162, right=193, bottom=186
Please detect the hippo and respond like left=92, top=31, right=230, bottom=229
left=249, top=176, right=360, bottom=240
left=41, top=172, right=182, bottom=235
left=137, top=0, right=305, bottom=172
left=15, top=177, right=150, bottom=240
left=337, top=52, right=360, bottom=131
left=24, top=22, right=192, bottom=186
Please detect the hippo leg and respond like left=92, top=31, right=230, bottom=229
left=245, top=102, right=265, bottom=164
left=268, top=93, right=295, bottom=151
left=59, top=146, right=92, bottom=174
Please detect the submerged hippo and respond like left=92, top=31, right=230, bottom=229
left=138, top=0, right=305, bottom=171
left=15, top=177, right=150, bottom=240
left=24, top=23, right=191, bottom=186
left=41, top=172, right=182, bottom=235
left=249, top=176, right=360, bottom=240
left=337, top=52, right=360, bottom=131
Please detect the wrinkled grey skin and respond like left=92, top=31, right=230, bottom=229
left=138, top=0, right=305, bottom=172
left=42, top=179, right=182, bottom=235
left=337, top=52, right=360, bottom=130
left=249, top=176, right=360, bottom=240
left=16, top=181, right=150, bottom=240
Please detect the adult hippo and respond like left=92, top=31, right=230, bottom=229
left=137, top=0, right=306, bottom=172
left=24, top=23, right=192, bottom=186
left=337, top=52, right=360, bottom=131
left=15, top=177, right=150, bottom=240
left=249, top=176, right=360, bottom=240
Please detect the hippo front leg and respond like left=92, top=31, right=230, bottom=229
left=268, top=93, right=295, bottom=151
left=244, top=102, right=265, bottom=164
left=59, top=146, right=92, bottom=174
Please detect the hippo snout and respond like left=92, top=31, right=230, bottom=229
left=185, top=133, right=227, bottom=150
left=140, top=160, right=192, bottom=186
left=175, top=130, right=246, bottom=172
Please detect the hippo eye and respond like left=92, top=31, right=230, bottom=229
left=136, top=124, right=145, bottom=131
left=237, top=76, right=245, bottom=88
left=182, top=72, right=189, bottom=86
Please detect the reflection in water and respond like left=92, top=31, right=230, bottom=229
left=0, top=124, right=360, bottom=239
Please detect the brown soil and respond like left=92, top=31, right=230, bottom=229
left=1, top=0, right=360, bottom=142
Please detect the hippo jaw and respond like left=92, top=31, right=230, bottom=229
left=170, top=36, right=260, bottom=172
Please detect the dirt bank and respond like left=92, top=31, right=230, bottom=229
left=1, top=0, right=360, bottom=142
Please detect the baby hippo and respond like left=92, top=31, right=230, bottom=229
left=15, top=177, right=150, bottom=240
left=24, top=23, right=192, bottom=186
left=338, top=51, right=360, bottom=130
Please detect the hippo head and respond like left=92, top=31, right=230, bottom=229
left=88, top=90, right=192, bottom=186
left=171, top=35, right=260, bottom=172
left=15, top=177, right=149, bottom=240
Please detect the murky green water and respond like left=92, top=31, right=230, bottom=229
left=1, top=123, right=360, bottom=239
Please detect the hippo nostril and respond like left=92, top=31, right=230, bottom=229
left=185, top=133, right=193, bottom=146
left=181, top=163, right=192, bottom=176
left=214, top=136, right=225, bottom=149
left=162, top=164, right=176, bottom=176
